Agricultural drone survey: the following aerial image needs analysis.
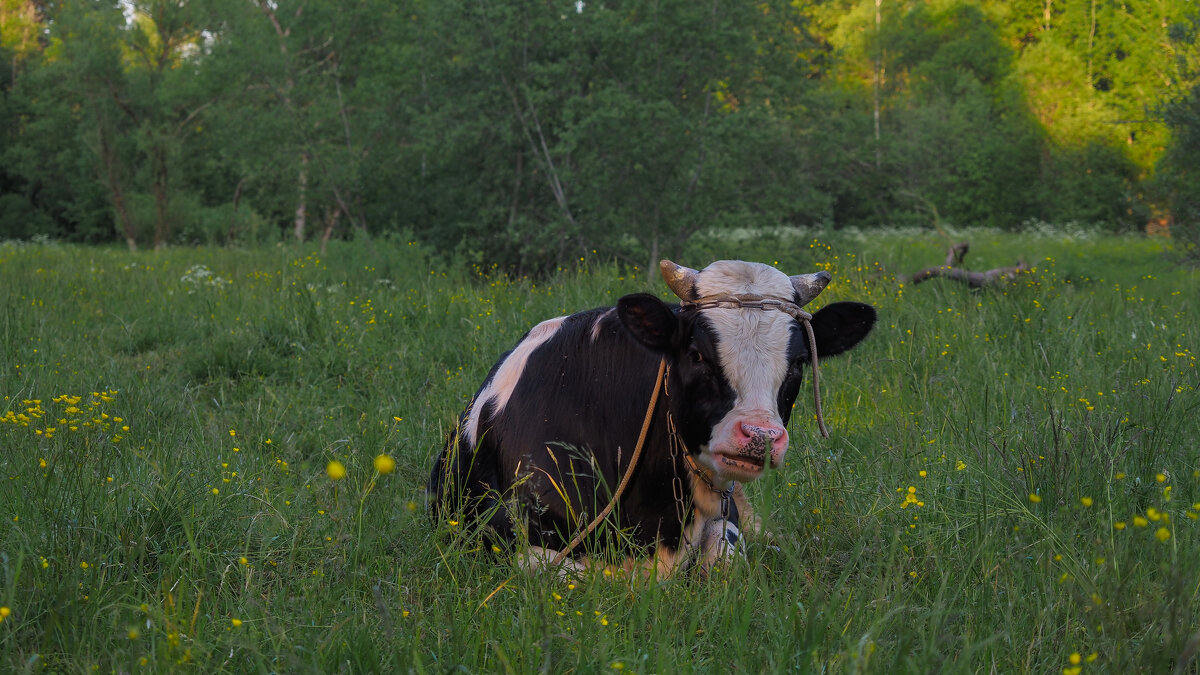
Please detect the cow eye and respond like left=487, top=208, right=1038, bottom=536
left=689, top=348, right=704, bottom=364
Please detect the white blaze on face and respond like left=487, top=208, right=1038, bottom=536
left=465, top=316, right=565, bottom=447
left=692, top=261, right=796, bottom=481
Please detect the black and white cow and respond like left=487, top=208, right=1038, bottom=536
left=428, top=259, right=876, bottom=577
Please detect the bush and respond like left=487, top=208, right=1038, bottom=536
left=0, top=193, right=56, bottom=240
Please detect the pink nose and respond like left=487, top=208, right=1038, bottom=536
left=736, top=421, right=789, bottom=461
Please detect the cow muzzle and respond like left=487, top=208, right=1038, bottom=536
left=709, top=418, right=788, bottom=482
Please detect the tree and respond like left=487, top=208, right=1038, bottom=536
left=1156, top=11, right=1200, bottom=261
left=397, top=0, right=828, bottom=272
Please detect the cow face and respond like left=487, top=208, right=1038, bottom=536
left=618, top=260, right=876, bottom=487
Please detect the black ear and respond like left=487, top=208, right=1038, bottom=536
left=617, top=293, right=678, bottom=352
left=808, top=301, right=876, bottom=359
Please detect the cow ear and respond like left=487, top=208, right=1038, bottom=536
left=617, top=293, right=678, bottom=351
left=807, top=301, right=876, bottom=360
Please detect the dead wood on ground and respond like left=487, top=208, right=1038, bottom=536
left=909, top=242, right=1028, bottom=288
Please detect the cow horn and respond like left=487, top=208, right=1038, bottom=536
left=660, top=260, right=700, bottom=300
left=790, top=270, right=832, bottom=307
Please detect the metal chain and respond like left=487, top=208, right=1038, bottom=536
left=665, top=366, right=737, bottom=565
left=663, top=367, right=689, bottom=527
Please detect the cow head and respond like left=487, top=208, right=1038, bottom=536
left=617, top=259, right=876, bottom=487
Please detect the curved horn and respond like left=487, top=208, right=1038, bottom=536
left=790, top=270, right=832, bottom=307
left=659, top=259, right=700, bottom=301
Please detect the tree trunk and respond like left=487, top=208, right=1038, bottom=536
left=227, top=176, right=247, bottom=243
left=873, top=0, right=883, bottom=169
left=319, top=206, right=341, bottom=255
left=152, top=142, right=169, bottom=249
left=294, top=152, right=308, bottom=242
left=509, top=149, right=523, bottom=226
left=98, top=126, right=138, bottom=251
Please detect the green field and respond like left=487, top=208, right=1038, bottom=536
left=1, top=230, right=1197, bottom=673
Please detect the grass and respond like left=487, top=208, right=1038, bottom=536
left=0, top=228, right=1197, bottom=673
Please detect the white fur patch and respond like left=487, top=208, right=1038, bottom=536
left=518, top=546, right=589, bottom=577
left=692, top=261, right=795, bottom=476
left=698, top=518, right=742, bottom=571
left=590, top=308, right=614, bottom=343
left=465, top=316, right=565, bottom=447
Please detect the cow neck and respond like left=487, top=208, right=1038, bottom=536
left=679, top=293, right=829, bottom=439
left=663, top=366, right=735, bottom=523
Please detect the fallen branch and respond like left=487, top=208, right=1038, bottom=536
left=910, top=242, right=1027, bottom=288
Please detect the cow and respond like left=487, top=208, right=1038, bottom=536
left=428, top=259, right=876, bottom=577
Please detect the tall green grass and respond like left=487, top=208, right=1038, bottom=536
left=0, top=230, right=1196, bottom=673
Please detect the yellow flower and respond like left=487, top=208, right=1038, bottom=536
left=955, top=460, right=966, bottom=471
left=1080, top=497, right=1093, bottom=507
left=373, top=454, right=395, bottom=475
left=239, top=557, right=248, bottom=566
left=1029, top=493, right=1042, bottom=503
left=1063, top=668, right=1081, bottom=675
left=231, top=618, right=243, bottom=627
left=127, top=627, right=140, bottom=640
left=0, top=606, right=10, bottom=620
left=1069, top=653, right=1081, bottom=665
left=80, top=561, right=89, bottom=569
left=1132, top=516, right=1148, bottom=527
left=1156, top=473, right=1166, bottom=483
left=1114, top=521, right=1126, bottom=530
left=326, top=461, right=347, bottom=481
left=1155, top=527, right=1170, bottom=542
left=212, top=488, right=219, bottom=495
left=1147, top=508, right=1161, bottom=521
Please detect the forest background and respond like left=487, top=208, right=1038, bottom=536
left=3, top=0, right=1200, bottom=273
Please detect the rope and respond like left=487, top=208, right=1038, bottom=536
left=801, top=317, right=829, bottom=438
left=682, top=293, right=829, bottom=439
left=550, top=357, right=667, bottom=567
left=547, top=293, right=828, bottom=568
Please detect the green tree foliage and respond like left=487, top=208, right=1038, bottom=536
left=1156, top=11, right=1200, bottom=261
left=385, top=0, right=827, bottom=272
left=1, top=0, right=1196, bottom=264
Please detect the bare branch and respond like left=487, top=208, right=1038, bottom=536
left=910, top=243, right=1028, bottom=287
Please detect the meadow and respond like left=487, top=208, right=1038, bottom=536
left=0, top=229, right=1197, bottom=673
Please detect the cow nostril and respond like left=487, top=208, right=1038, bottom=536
left=741, top=423, right=783, bottom=440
